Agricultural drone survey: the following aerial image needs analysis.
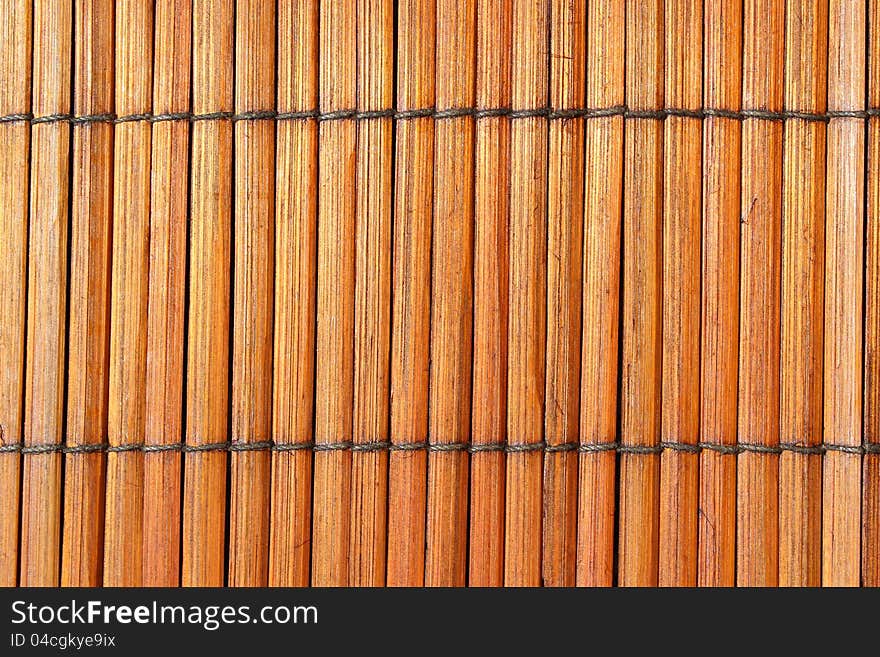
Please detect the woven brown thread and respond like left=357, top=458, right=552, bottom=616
left=2, top=441, right=877, bottom=455
left=4, top=106, right=880, bottom=126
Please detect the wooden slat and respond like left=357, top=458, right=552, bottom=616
left=387, top=0, right=435, bottom=587
left=779, top=0, right=827, bottom=587
left=104, top=0, right=153, bottom=587
left=862, top=0, right=880, bottom=586
left=62, top=0, right=114, bottom=587
left=505, top=0, right=548, bottom=588
left=469, top=0, right=511, bottom=587
left=578, top=0, right=624, bottom=587
left=698, top=0, right=741, bottom=587
left=0, top=0, right=31, bottom=587
left=312, top=0, right=357, bottom=587
left=20, top=0, right=72, bottom=587
left=143, top=0, right=192, bottom=587
left=822, top=0, right=864, bottom=588
left=227, top=0, right=275, bottom=587
left=737, top=0, right=784, bottom=587
left=350, top=0, right=394, bottom=586
left=659, top=0, right=702, bottom=587
left=183, top=0, right=233, bottom=586
left=542, top=0, right=584, bottom=588
left=617, top=0, right=663, bottom=587
left=269, top=0, right=317, bottom=588
left=425, top=0, right=475, bottom=587
left=862, top=0, right=880, bottom=587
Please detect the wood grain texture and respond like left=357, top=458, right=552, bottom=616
left=104, top=0, right=153, bottom=587
left=5, top=0, right=879, bottom=590
left=425, top=0, right=475, bottom=587
left=737, top=0, right=784, bottom=587
left=862, top=0, right=880, bottom=587
left=227, top=0, right=275, bottom=588
left=542, top=0, right=584, bottom=588
left=387, top=0, right=435, bottom=587
left=618, top=0, right=663, bottom=587
left=469, top=0, right=510, bottom=588
left=143, top=0, right=192, bottom=587
left=269, top=0, right=317, bottom=588
left=578, top=0, right=624, bottom=587
left=822, top=0, right=864, bottom=588
left=312, top=0, right=356, bottom=587
left=0, top=0, right=31, bottom=587
left=779, top=0, right=827, bottom=587
left=183, top=0, right=233, bottom=587
left=20, top=0, right=72, bottom=587
left=698, top=0, right=740, bottom=587
left=350, top=0, right=393, bottom=586
left=505, top=0, right=548, bottom=588
left=62, top=0, right=113, bottom=587
left=659, top=0, right=701, bottom=587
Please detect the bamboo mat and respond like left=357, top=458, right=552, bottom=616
left=0, top=0, right=877, bottom=588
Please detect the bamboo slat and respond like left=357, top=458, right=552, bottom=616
left=425, top=0, right=475, bottom=587
left=659, top=0, right=702, bottom=587
left=823, top=0, right=864, bottom=587
left=737, top=0, right=784, bottom=587
left=698, top=0, right=741, bottom=587
left=312, top=0, right=357, bottom=587
left=269, top=0, right=317, bottom=588
left=143, top=0, right=192, bottom=587
left=505, top=0, right=548, bottom=588
left=0, top=0, right=31, bottom=588
left=62, top=0, right=113, bottom=587
left=542, top=0, right=584, bottom=588
left=578, top=0, right=624, bottom=587
left=469, top=0, right=510, bottom=588
left=105, top=0, right=153, bottom=587
left=183, top=0, right=233, bottom=586
left=779, top=0, right=827, bottom=587
left=20, top=0, right=71, bottom=587
left=387, top=0, right=435, bottom=587
left=618, top=0, right=663, bottom=587
left=350, top=0, right=394, bottom=586
left=228, top=0, right=275, bottom=587
left=863, top=0, right=880, bottom=587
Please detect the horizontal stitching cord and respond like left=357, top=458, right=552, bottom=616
left=1, top=106, right=879, bottom=125
left=1, top=441, right=877, bottom=455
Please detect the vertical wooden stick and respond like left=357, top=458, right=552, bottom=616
left=698, top=0, right=741, bottom=587
left=865, top=0, right=880, bottom=587
left=0, top=0, right=31, bottom=587
left=183, top=0, right=233, bottom=586
left=270, top=0, right=317, bottom=588
left=542, top=0, right=584, bottom=588
left=105, top=0, right=153, bottom=587
left=505, top=0, right=548, bottom=588
left=350, top=0, right=394, bottom=586
left=737, top=0, right=784, bottom=587
left=312, top=0, right=356, bottom=587
left=469, top=0, right=510, bottom=587
left=618, top=0, right=663, bottom=587
left=425, top=0, right=475, bottom=587
left=20, top=0, right=72, bottom=587
left=228, top=0, right=275, bottom=587
left=62, top=0, right=113, bottom=587
left=387, top=0, right=435, bottom=587
left=822, top=0, right=864, bottom=588
left=143, top=0, right=192, bottom=587
left=779, top=0, right=827, bottom=587
left=578, top=0, right=624, bottom=587
left=659, top=0, right=702, bottom=587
